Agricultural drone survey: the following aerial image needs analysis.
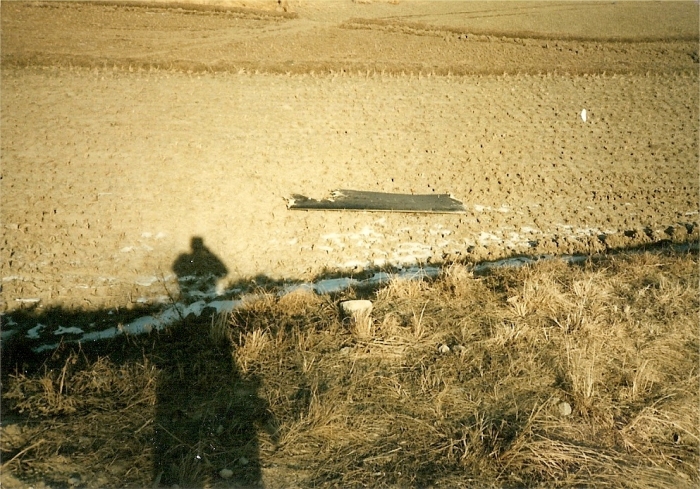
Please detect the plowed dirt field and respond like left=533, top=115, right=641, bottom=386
left=1, top=0, right=698, bottom=312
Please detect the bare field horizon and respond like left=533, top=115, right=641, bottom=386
left=2, top=1, right=698, bottom=315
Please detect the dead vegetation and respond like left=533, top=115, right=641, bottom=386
left=2, top=250, right=698, bottom=488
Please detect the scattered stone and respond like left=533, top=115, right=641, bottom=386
left=438, top=344, right=451, bottom=354
left=219, top=468, right=233, bottom=479
left=557, top=401, right=572, bottom=416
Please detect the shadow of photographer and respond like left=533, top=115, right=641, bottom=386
left=172, top=236, right=229, bottom=299
left=152, top=236, right=273, bottom=487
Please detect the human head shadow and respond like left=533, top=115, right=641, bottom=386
left=172, top=236, right=229, bottom=299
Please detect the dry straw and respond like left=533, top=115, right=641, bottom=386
left=2, top=250, right=698, bottom=487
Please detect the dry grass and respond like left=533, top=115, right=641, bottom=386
left=2, top=250, right=698, bottom=488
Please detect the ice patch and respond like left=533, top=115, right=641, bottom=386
left=19, top=263, right=440, bottom=352
left=1, top=316, right=18, bottom=327
left=398, top=266, right=440, bottom=280
left=54, top=326, right=84, bottom=335
left=280, top=283, right=315, bottom=295
left=207, top=300, right=242, bottom=313
left=81, top=328, right=118, bottom=342
left=365, top=271, right=392, bottom=284
left=27, top=324, right=46, bottom=339
left=358, top=226, right=382, bottom=237
left=474, top=256, right=539, bottom=273
left=478, top=232, right=502, bottom=245
left=1, top=329, right=18, bottom=341
left=314, top=277, right=358, bottom=294
left=135, top=276, right=158, bottom=287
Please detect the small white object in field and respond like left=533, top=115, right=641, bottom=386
left=438, top=344, right=451, bottom=354
left=238, top=456, right=249, bottom=466
left=340, top=300, right=373, bottom=316
left=580, top=109, right=587, bottom=122
left=219, top=468, right=233, bottom=479
left=558, top=401, right=573, bottom=416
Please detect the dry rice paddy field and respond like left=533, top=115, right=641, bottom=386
left=0, top=1, right=698, bottom=487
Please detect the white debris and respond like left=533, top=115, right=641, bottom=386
left=580, top=109, right=587, bottom=122
left=340, top=300, right=373, bottom=317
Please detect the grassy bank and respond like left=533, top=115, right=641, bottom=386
left=2, top=249, right=698, bottom=488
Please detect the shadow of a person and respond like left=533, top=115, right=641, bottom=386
left=152, top=238, right=272, bottom=487
left=172, top=236, right=229, bottom=298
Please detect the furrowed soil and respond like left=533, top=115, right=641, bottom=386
left=1, top=1, right=698, bottom=313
